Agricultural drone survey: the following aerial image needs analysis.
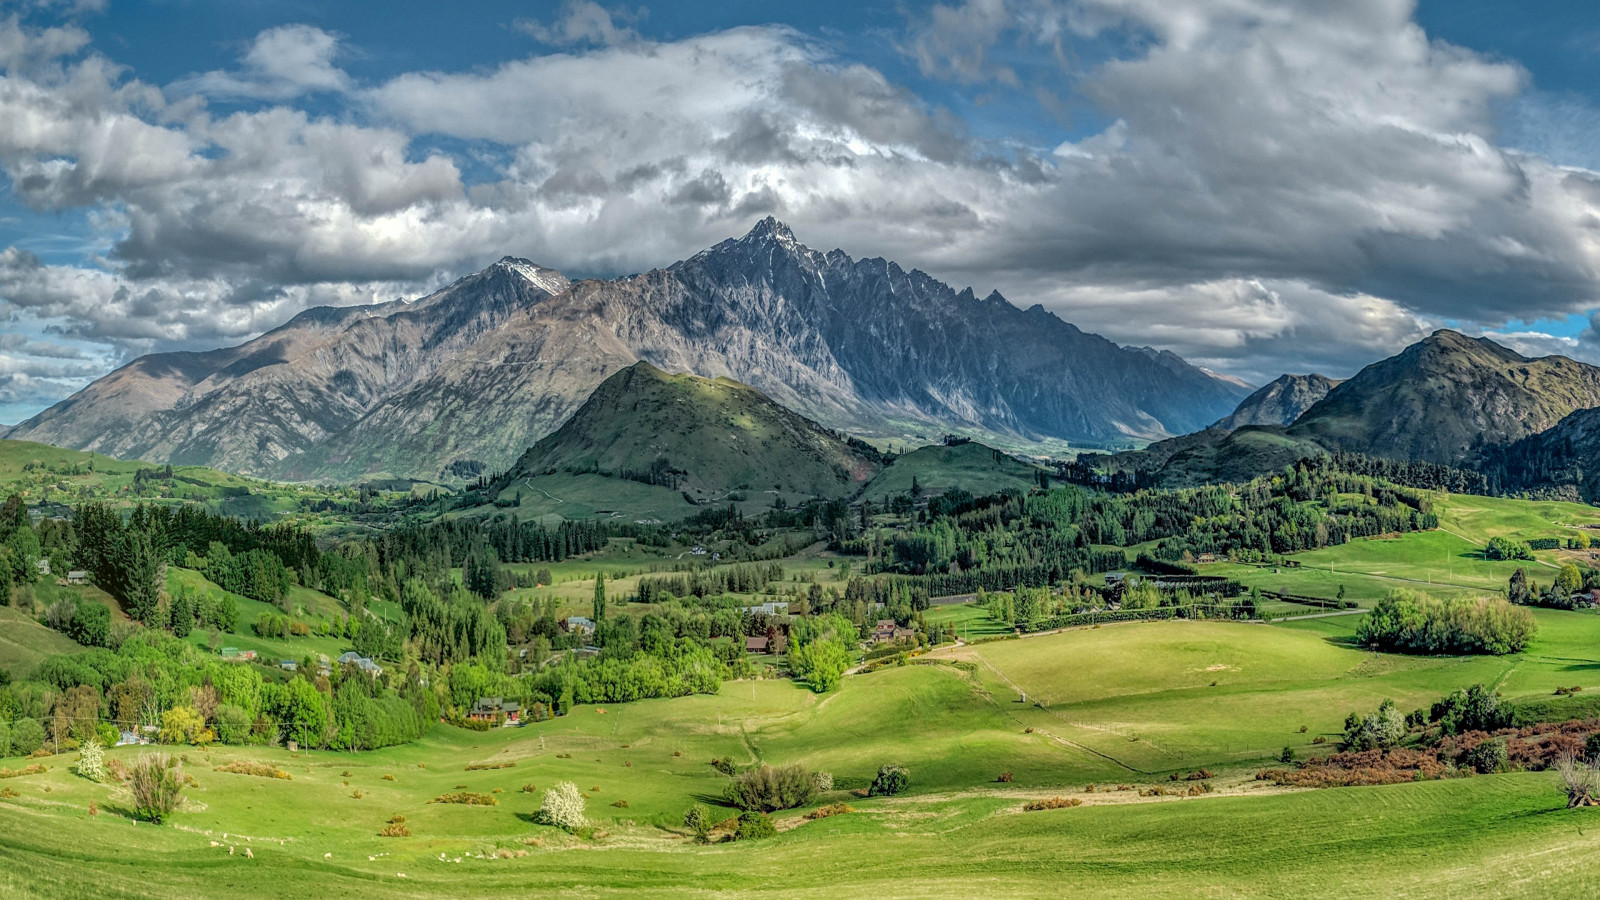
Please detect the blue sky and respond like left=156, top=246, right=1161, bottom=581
left=4, top=0, right=1600, bottom=423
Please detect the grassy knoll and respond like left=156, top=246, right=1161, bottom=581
left=165, top=567, right=353, bottom=662
left=0, top=604, right=83, bottom=677
left=3, top=626, right=1600, bottom=896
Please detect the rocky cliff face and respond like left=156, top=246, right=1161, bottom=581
left=8, top=219, right=1249, bottom=482
left=1213, top=374, right=1338, bottom=430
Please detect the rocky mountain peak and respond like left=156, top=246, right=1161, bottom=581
left=488, top=257, right=570, bottom=295
left=742, top=216, right=797, bottom=244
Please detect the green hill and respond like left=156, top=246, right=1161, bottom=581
left=494, top=363, right=881, bottom=514
left=860, top=441, right=1044, bottom=502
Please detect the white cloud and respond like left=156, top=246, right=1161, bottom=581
left=3, top=0, right=1600, bottom=425
left=514, top=2, right=645, bottom=47
left=174, top=24, right=351, bottom=101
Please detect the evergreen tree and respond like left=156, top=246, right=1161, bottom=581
left=116, top=529, right=162, bottom=626
left=593, top=572, right=607, bottom=623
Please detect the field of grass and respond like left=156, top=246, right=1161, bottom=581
left=6, top=613, right=1600, bottom=897
left=924, top=601, right=1016, bottom=639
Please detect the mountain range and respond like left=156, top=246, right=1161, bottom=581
left=1, top=219, right=1249, bottom=482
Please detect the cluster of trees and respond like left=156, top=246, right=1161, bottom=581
left=836, top=461, right=1438, bottom=601
left=787, top=614, right=855, bottom=692
left=1507, top=565, right=1596, bottom=610
left=69, top=502, right=315, bottom=625
left=1484, top=537, right=1534, bottom=561
left=0, top=630, right=436, bottom=755
left=1355, top=589, right=1536, bottom=655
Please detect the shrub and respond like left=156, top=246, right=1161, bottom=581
left=129, top=753, right=184, bottom=824
left=1556, top=751, right=1600, bottom=807
left=0, top=787, right=16, bottom=799
left=465, top=761, right=516, bottom=771
left=382, top=774, right=395, bottom=781
left=75, top=738, right=106, bottom=783
left=683, top=803, right=714, bottom=842
left=611, top=799, right=629, bottom=808
left=521, top=783, right=539, bottom=793
left=724, top=764, right=817, bottom=812
left=806, top=803, right=854, bottom=820
left=869, top=763, right=909, bottom=797
left=534, top=781, right=587, bottom=829
left=1023, top=797, right=1082, bottom=811
left=1342, top=700, right=1406, bottom=752
left=997, top=771, right=1014, bottom=783
left=213, top=760, right=292, bottom=780
left=811, top=770, right=833, bottom=792
left=431, top=792, right=498, bottom=806
left=0, top=764, right=47, bottom=779
left=1464, top=738, right=1508, bottom=775
left=379, top=823, right=411, bottom=837
left=709, top=756, right=736, bottom=776
left=733, top=810, right=776, bottom=841
left=1586, top=733, right=1600, bottom=762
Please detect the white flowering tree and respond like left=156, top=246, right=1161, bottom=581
left=535, top=781, right=587, bottom=830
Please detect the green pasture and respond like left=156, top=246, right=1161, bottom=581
left=6, top=614, right=1600, bottom=897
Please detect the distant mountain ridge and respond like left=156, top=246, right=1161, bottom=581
left=1213, top=374, right=1338, bottom=430
left=5, top=219, right=1249, bottom=481
left=1098, top=330, right=1600, bottom=488
left=1285, top=330, right=1600, bottom=465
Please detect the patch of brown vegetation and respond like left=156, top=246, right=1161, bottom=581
left=431, top=792, right=498, bottom=806
left=0, top=765, right=48, bottom=779
left=1023, top=797, right=1083, bottom=811
left=806, top=803, right=854, bottom=820
left=213, top=761, right=292, bottom=780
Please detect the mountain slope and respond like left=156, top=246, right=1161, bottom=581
left=1488, top=406, right=1600, bottom=501
left=1286, top=330, right=1600, bottom=465
left=9, top=219, right=1248, bottom=482
left=2, top=259, right=570, bottom=476
left=859, top=441, right=1043, bottom=503
left=496, top=362, right=879, bottom=503
left=1213, top=374, right=1338, bottom=430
